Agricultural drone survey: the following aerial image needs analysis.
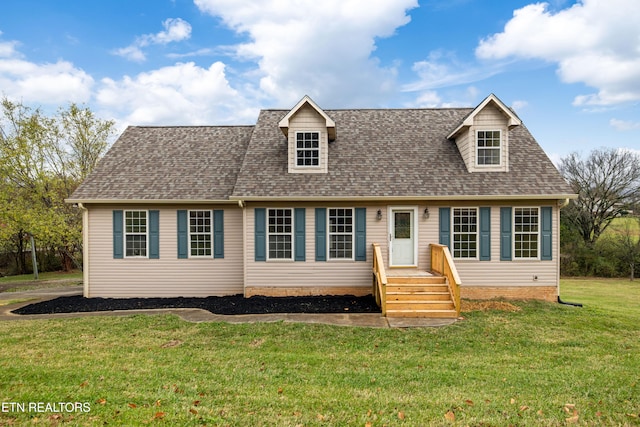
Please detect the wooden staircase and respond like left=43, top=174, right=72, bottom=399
left=372, top=243, right=461, bottom=319
left=386, top=275, right=457, bottom=318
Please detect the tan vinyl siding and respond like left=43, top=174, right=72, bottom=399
left=470, top=104, right=509, bottom=172
left=246, top=203, right=387, bottom=292
left=430, top=201, right=560, bottom=289
left=85, top=205, right=243, bottom=297
left=287, top=104, right=329, bottom=174
left=454, top=130, right=471, bottom=172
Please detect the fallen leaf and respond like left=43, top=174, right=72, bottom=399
left=155, top=400, right=161, bottom=407
left=161, top=339, right=182, bottom=348
left=398, top=411, right=405, bottom=420
left=365, top=422, right=372, bottom=427
left=192, top=400, right=200, bottom=406
left=79, top=381, right=88, bottom=388
left=564, top=403, right=576, bottom=413
left=510, top=398, right=516, bottom=405
left=465, top=400, right=474, bottom=406
left=189, top=408, right=198, bottom=415
left=278, top=387, right=284, bottom=394
left=519, top=405, right=529, bottom=412
left=154, top=412, right=166, bottom=419
left=316, top=414, right=325, bottom=421
left=444, top=410, right=455, bottom=422
left=537, top=409, right=544, bottom=416
left=128, top=403, right=137, bottom=409
left=627, top=413, right=639, bottom=418
left=566, top=415, right=579, bottom=424
left=96, top=398, right=106, bottom=405
left=596, top=411, right=602, bottom=417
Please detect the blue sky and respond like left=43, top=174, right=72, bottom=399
left=1, top=0, right=639, bottom=162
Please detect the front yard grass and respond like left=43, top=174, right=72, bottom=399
left=0, top=278, right=638, bottom=426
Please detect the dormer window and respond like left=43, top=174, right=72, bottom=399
left=296, top=132, right=320, bottom=167
left=477, top=130, right=501, bottom=166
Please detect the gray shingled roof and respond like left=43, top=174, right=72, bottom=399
left=231, top=109, right=573, bottom=199
left=69, top=126, right=253, bottom=201
left=69, top=107, right=573, bottom=202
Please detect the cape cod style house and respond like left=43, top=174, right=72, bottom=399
left=68, top=94, right=575, bottom=318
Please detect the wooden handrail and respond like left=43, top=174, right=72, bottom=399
left=430, top=244, right=461, bottom=316
left=372, top=243, right=387, bottom=315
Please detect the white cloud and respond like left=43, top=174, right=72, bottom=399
left=511, top=100, right=528, bottom=111
left=610, top=118, right=640, bottom=131
left=113, top=18, right=192, bottom=62
left=194, top=0, right=417, bottom=107
left=95, top=61, right=256, bottom=125
left=476, top=0, right=640, bottom=106
left=0, top=35, right=93, bottom=104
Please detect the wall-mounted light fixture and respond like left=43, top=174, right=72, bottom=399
left=423, top=207, right=430, bottom=219
left=376, top=209, right=383, bottom=221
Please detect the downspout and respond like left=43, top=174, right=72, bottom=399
left=78, top=203, right=90, bottom=298
left=556, top=198, right=583, bottom=307
left=238, top=200, right=247, bottom=296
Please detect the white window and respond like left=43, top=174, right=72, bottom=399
left=189, top=210, right=212, bottom=257
left=296, top=132, right=319, bottom=167
left=477, top=130, right=501, bottom=165
left=125, top=210, right=147, bottom=257
left=268, top=209, right=293, bottom=260
left=452, top=208, right=477, bottom=259
left=329, top=208, right=353, bottom=259
left=514, top=207, right=539, bottom=259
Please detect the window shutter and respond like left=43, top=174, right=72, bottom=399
left=541, top=206, right=553, bottom=260
left=500, top=207, right=512, bottom=261
left=439, top=207, right=451, bottom=249
left=355, top=208, right=366, bottom=261
left=479, top=207, right=491, bottom=261
left=113, top=210, right=123, bottom=259
left=315, top=208, right=326, bottom=261
left=214, top=210, right=224, bottom=259
left=255, top=208, right=266, bottom=262
left=149, top=210, right=160, bottom=259
left=294, top=208, right=306, bottom=261
left=177, top=210, right=188, bottom=259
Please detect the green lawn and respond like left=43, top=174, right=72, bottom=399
left=0, top=279, right=638, bottom=426
left=0, top=271, right=82, bottom=292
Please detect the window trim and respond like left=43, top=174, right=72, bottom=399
left=295, top=131, right=320, bottom=168
left=327, top=207, right=355, bottom=261
left=451, top=207, right=479, bottom=260
left=267, top=208, right=295, bottom=261
left=188, top=210, right=213, bottom=258
left=476, top=129, right=502, bottom=167
left=124, top=210, right=148, bottom=258
left=513, top=207, right=540, bottom=260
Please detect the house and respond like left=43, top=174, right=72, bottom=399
left=68, top=94, right=576, bottom=318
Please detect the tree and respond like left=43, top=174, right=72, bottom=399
left=559, top=148, right=640, bottom=247
left=0, top=97, right=115, bottom=274
left=612, top=216, right=640, bottom=280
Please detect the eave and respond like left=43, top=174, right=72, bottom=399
left=447, top=93, right=522, bottom=140
left=278, top=95, right=336, bottom=141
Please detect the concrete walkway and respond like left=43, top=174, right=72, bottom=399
left=0, top=286, right=457, bottom=328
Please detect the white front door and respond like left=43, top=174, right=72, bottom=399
left=390, top=208, right=416, bottom=266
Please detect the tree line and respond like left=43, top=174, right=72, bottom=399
left=1, top=98, right=638, bottom=279
left=0, top=97, right=115, bottom=275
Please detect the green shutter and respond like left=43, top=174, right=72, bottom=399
left=315, top=208, right=327, bottom=261
left=295, top=208, right=306, bottom=261
left=541, top=206, right=553, bottom=260
left=439, top=208, right=451, bottom=249
left=177, top=210, right=188, bottom=259
left=149, top=210, right=160, bottom=259
left=355, top=208, right=366, bottom=261
left=214, top=210, right=224, bottom=259
left=479, top=207, right=491, bottom=261
left=255, top=208, right=266, bottom=262
left=500, top=207, right=512, bottom=261
left=113, top=210, right=123, bottom=259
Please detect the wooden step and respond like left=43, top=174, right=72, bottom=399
left=387, top=276, right=446, bottom=285
left=386, top=284, right=449, bottom=293
left=386, top=300, right=455, bottom=311
left=385, top=309, right=458, bottom=318
left=387, top=291, right=451, bottom=301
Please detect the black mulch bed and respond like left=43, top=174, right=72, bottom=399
left=13, top=294, right=381, bottom=316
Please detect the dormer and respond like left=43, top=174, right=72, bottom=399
left=279, top=95, right=335, bottom=174
left=447, top=94, right=522, bottom=173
